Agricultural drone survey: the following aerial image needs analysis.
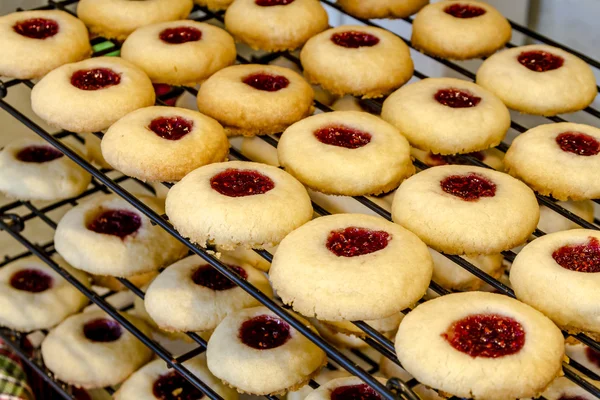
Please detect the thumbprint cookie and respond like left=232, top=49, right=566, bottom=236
left=337, top=0, right=429, bottom=19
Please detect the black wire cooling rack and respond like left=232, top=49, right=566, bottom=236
left=0, top=1, right=599, bottom=399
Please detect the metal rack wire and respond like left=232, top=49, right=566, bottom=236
left=0, top=1, right=599, bottom=399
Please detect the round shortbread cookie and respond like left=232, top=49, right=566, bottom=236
left=197, top=64, right=314, bottom=136
left=381, top=78, right=510, bottom=155
left=510, top=229, right=600, bottom=338
left=538, top=200, right=595, bottom=234
left=300, top=25, right=414, bottom=98
left=41, top=310, right=153, bottom=388
left=305, top=376, right=388, bottom=400
left=55, top=194, right=188, bottom=277
left=77, top=0, right=193, bottom=41
left=101, top=106, right=229, bottom=182
left=476, top=44, right=597, bottom=116
left=395, top=292, right=565, bottom=400
left=392, top=165, right=540, bottom=255
left=225, top=0, right=328, bottom=52
left=504, top=123, right=600, bottom=201
left=195, top=0, right=234, bottom=10
left=165, top=161, right=313, bottom=250
left=115, top=356, right=238, bottom=400
left=278, top=111, right=414, bottom=196
left=337, top=0, right=429, bottom=19
left=0, top=138, right=91, bottom=201
left=429, top=250, right=504, bottom=291
left=0, top=10, right=91, bottom=79
left=144, top=254, right=273, bottom=332
left=31, top=57, right=155, bottom=134
left=411, top=0, right=511, bottom=60
left=411, top=147, right=505, bottom=171
left=0, top=255, right=90, bottom=332
left=206, top=306, right=327, bottom=395
left=288, top=369, right=350, bottom=400
left=121, top=20, right=236, bottom=86
left=269, top=213, right=433, bottom=321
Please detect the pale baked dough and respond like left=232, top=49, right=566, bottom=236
left=121, top=20, right=236, bottom=86
left=278, top=111, right=414, bottom=196
left=411, top=0, right=511, bottom=60
left=504, top=123, right=600, bottom=200
left=0, top=138, right=91, bottom=201
left=305, top=377, right=388, bottom=400
left=538, top=200, right=595, bottom=234
left=429, top=250, right=504, bottom=291
left=101, top=106, right=229, bottom=182
left=411, top=147, right=505, bottom=170
left=41, top=310, right=153, bottom=388
left=301, top=25, right=414, bottom=98
left=269, top=213, right=433, bottom=321
left=395, top=292, right=565, bottom=400
left=197, top=64, right=314, bottom=136
left=510, top=229, right=600, bottom=338
left=31, top=57, right=155, bottom=134
left=309, top=319, right=368, bottom=349
left=91, top=271, right=158, bottom=292
left=77, top=0, right=193, bottom=41
left=225, top=0, right=328, bottom=52
left=206, top=306, right=327, bottom=395
left=381, top=78, right=510, bottom=155
left=54, top=194, right=188, bottom=277
left=0, top=256, right=90, bottom=332
left=476, top=44, right=597, bottom=116
left=165, top=161, right=313, bottom=249
left=337, top=0, right=429, bottom=19
left=392, top=165, right=540, bottom=255
left=195, top=0, right=234, bottom=10
left=0, top=10, right=91, bottom=79
left=322, top=312, right=403, bottom=337
left=542, top=376, right=596, bottom=400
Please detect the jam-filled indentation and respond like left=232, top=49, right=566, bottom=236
left=153, top=371, right=204, bottom=400
left=434, top=88, right=482, bottom=108
left=13, top=18, right=59, bottom=39
left=552, top=237, right=600, bottom=273
left=255, top=0, right=295, bottom=5
left=71, top=68, right=121, bottom=91
left=159, top=27, right=202, bottom=44
left=517, top=50, right=564, bottom=72
left=210, top=169, right=275, bottom=197
left=149, top=117, right=194, bottom=141
left=16, top=145, right=63, bottom=163
left=444, top=4, right=486, bottom=18
left=192, top=265, right=248, bottom=290
left=440, top=173, right=496, bottom=201
left=331, top=31, right=380, bottom=48
left=326, top=227, right=390, bottom=257
left=239, top=315, right=291, bottom=349
left=330, top=384, right=381, bottom=400
left=242, top=73, right=290, bottom=92
left=83, top=318, right=123, bottom=342
left=314, top=125, right=372, bottom=149
left=87, top=210, right=142, bottom=239
left=10, top=269, right=53, bottom=293
left=555, top=132, right=600, bottom=157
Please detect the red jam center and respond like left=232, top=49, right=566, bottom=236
left=428, top=151, right=485, bottom=166
left=159, top=27, right=202, bottom=44
left=149, top=117, right=194, bottom=141
left=331, top=31, right=380, bottom=48
left=13, top=18, right=59, bottom=39
left=239, top=315, right=291, bottom=350
left=326, top=227, right=390, bottom=257
left=71, top=68, right=121, bottom=91
left=556, top=132, right=600, bottom=157
left=16, top=145, right=63, bottom=163
left=517, top=51, right=564, bottom=72
left=192, top=265, right=248, bottom=290
left=10, top=269, right=53, bottom=293
left=314, top=125, right=372, bottom=149
left=153, top=371, right=204, bottom=400
left=330, top=384, right=381, bottom=400
left=443, top=4, right=486, bottom=18
left=443, top=314, right=525, bottom=358
left=255, top=0, right=295, bottom=5
left=242, top=73, right=290, bottom=92
left=552, top=237, right=600, bottom=273
left=434, top=89, right=482, bottom=108
left=585, top=346, right=600, bottom=368
left=83, top=318, right=122, bottom=342
left=440, top=173, right=496, bottom=201
left=87, top=210, right=142, bottom=239
left=210, top=169, right=275, bottom=197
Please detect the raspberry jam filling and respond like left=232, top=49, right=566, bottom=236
left=83, top=319, right=122, bottom=342
left=434, top=88, right=482, bottom=108
left=16, top=145, right=63, bottom=163
left=440, top=173, right=496, bottom=201
left=13, top=18, right=59, bottom=39
left=149, top=117, right=194, bottom=141
left=552, top=237, right=600, bottom=273
left=331, top=31, right=380, bottom=48
left=71, top=68, right=121, bottom=91
left=87, top=210, right=142, bottom=239
left=10, top=269, right=53, bottom=293
left=314, top=125, right=372, bottom=149
left=517, top=51, right=564, bottom=72
left=443, top=314, right=525, bottom=358
left=556, top=132, right=600, bottom=156
left=255, top=0, right=295, bottom=5
left=585, top=346, right=600, bottom=368
left=210, top=169, right=275, bottom=197
left=153, top=371, right=203, bottom=400
left=242, top=73, right=290, bottom=92
left=326, top=227, right=390, bottom=257
left=192, top=265, right=248, bottom=291
left=159, top=27, right=202, bottom=44
left=330, top=384, right=381, bottom=400
left=239, top=315, right=291, bottom=350
left=443, top=4, right=486, bottom=18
